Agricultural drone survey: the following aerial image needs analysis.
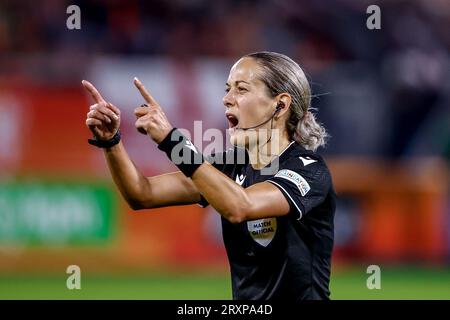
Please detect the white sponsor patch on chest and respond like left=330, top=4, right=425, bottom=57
left=274, top=169, right=310, bottom=196
left=247, top=218, right=277, bottom=247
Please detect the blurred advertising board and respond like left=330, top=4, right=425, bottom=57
left=0, top=180, right=117, bottom=245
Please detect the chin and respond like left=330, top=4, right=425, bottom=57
left=229, top=132, right=239, bottom=147
left=229, top=130, right=253, bottom=149
left=228, top=130, right=243, bottom=148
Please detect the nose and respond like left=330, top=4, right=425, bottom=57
left=222, top=90, right=234, bottom=109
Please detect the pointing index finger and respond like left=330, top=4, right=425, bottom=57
left=134, top=77, right=158, bottom=106
left=82, top=80, right=106, bottom=104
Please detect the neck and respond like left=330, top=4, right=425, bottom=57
left=246, top=130, right=292, bottom=170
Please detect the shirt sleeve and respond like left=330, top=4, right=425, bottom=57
left=266, top=156, right=331, bottom=220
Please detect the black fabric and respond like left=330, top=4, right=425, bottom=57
left=88, top=129, right=121, bottom=148
left=199, top=141, right=336, bottom=301
left=158, top=128, right=204, bottom=177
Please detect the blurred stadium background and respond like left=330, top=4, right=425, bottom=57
left=0, top=0, right=449, bottom=299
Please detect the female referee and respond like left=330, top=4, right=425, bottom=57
left=83, top=51, right=336, bottom=301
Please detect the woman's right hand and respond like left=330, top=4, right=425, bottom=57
left=82, top=80, right=121, bottom=141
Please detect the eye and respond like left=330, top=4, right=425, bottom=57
left=225, top=87, right=230, bottom=93
left=238, top=87, right=248, bottom=92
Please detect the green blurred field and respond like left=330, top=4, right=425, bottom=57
left=0, top=267, right=449, bottom=300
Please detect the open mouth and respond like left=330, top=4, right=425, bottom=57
left=226, top=114, right=239, bottom=129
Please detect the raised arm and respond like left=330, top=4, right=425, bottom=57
left=103, top=142, right=201, bottom=209
left=133, top=78, right=291, bottom=223
left=82, top=80, right=201, bottom=210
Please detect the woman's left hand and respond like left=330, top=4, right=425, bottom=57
left=133, top=77, right=174, bottom=144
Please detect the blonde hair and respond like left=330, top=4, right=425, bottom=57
left=245, top=51, right=328, bottom=151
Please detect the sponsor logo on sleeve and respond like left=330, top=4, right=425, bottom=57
left=274, top=169, right=310, bottom=196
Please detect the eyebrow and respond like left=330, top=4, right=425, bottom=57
left=225, top=80, right=250, bottom=86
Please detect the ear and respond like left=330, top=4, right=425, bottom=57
left=275, top=93, right=292, bottom=117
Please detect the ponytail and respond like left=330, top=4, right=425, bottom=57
left=246, top=51, right=328, bottom=152
left=290, top=109, right=328, bottom=151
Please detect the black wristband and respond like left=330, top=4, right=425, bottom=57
left=158, top=128, right=204, bottom=177
left=88, top=130, right=121, bottom=148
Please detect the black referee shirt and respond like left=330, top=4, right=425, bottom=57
left=198, top=141, right=336, bottom=301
